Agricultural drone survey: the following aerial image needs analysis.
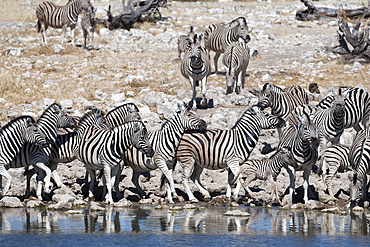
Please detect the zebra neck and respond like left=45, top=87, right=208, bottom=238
left=37, top=117, right=59, bottom=142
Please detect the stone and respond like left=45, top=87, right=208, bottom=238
left=0, top=197, right=23, bottom=208
left=94, top=90, right=109, bottom=101
left=60, top=99, right=73, bottom=109
left=53, top=44, right=65, bottom=53
left=26, top=200, right=45, bottom=208
left=5, top=47, right=24, bottom=56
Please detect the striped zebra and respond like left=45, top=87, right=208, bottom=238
left=36, top=0, right=94, bottom=45
left=0, top=116, right=48, bottom=197
left=232, top=147, right=296, bottom=204
left=204, top=17, right=250, bottom=74
left=348, top=128, right=370, bottom=207
left=180, top=34, right=211, bottom=108
left=81, top=7, right=96, bottom=49
left=222, top=41, right=250, bottom=95
left=255, top=82, right=309, bottom=136
left=278, top=113, right=319, bottom=205
left=121, top=103, right=206, bottom=203
left=317, top=144, right=351, bottom=197
left=25, top=109, right=107, bottom=199
left=8, top=103, right=76, bottom=199
left=176, top=106, right=285, bottom=203
left=105, top=103, right=141, bottom=128
left=177, top=26, right=195, bottom=60
left=78, top=121, right=154, bottom=204
left=317, top=87, right=370, bottom=132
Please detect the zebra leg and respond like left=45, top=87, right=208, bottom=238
left=302, top=166, right=312, bottom=203
left=214, top=53, right=221, bottom=74
left=235, top=71, right=243, bottom=94
left=200, top=77, right=207, bottom=108
left=190, top=165, right=211, bottom=201
left=113, top=163, right=124, bottom=200
left=131, top=170, right=147, bottom=198
left=157, top=160, right=177, bottom=203
left=228, top=162, right=242, bottom=202
left=189, top=78, right=197, bottom=109
left=179, top=159, right=198, bottom=203
left=70, top=25, right=76, bottom=45
left=49, top=162, right=63, bottom=188
left=240, top=176, right=256, bottom=200
left=103, top=164, right=115, bottom=204
left=35, top=167, right=45, bottom=200
left=0, top=165, right=12, bottom=197
left=61, top=25, right=68, bottom=45
left=269, top=176, right=281, bottom=204
left=86, top=167, right=96, bottom=201
left=241, top=68, right=246, bottom=89
left=35, top=162, right=52, bottom=194
left=286, top=166, right=295, bottom=206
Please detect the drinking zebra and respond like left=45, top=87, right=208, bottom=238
left=177, top=26, right=195, bottom=60
left=317, top=144, right=351, bottom=197
left=25, top=109, right=108, bottom=199
left=9, top=103, right=76, bottom=200
left=278, top=113, right=319, bottom=205
left=176, top=106, right=285, bottom=203
left=232, top=147, right=296, bottom=204
left=36, top=0, right=94, bottom=45
left=180, top=34, right=211, bottom=108
left=254, top=82, right=309, bottom=136
left=78, top=121, right=154, bottom=204
left=121, top=103, right=206, bottom=203
left=204, top=17, right=250, bottom=74
left=0, top=116, right=48, bottom=197
left=222, top=41, right=250, bottom=95
left=348, top=128, right=370, bottom=207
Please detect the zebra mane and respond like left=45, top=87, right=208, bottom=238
left=106, top=103, right=140, bottom=116
left=229, top=17, right=247, bottom=28
left=37, top=103, right=61, bottom=123
left=77, top=109, right=105, bottom=128
left=1, top=115, right=35, bottom=132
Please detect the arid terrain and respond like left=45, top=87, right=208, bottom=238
left=0, top=0, right=369, bottom=210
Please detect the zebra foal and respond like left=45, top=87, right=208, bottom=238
left=180, top=34, right=211, bottom=108
left=0, top=116, right=48, bottom=197
left=81, top=7, right=96, bottom=49
left=232, top=147, right=296, bottom=204
left=176, top=106, right=285, bottom=203
left=222, top=41, right=250, bottom=95
left=78, top=121, right=154, bottom=204
left=204, top=17, right=250, bottom=74
left=36, top=0, right=94, bottom=45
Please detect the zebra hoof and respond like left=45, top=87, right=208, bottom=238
left=235, top=86, right=241, bottom=94
left=204, top=196, right=211, bottom=202
left=190, top=198, right=199, bottom=203
left=226, top=86, right=233, bottom=95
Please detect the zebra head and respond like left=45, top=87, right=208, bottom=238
left=238, top=105, right=285, bottom=130
left=49, top=104, right=77, bottom=129
left=348, top=172, right=363, bottom=208
left=229, top=17, right=251, bottom=44
left=131, top=121, right=154, bottom=157
left=189, top=34, right=204, bottom=65
left=256, top=82, right=276, bottom=110
left=23, top=118, right=49, bottom=148
left=175, top=102, right=207, bottom=132
left=75, top=0, right=94, bottom=13
left=296, top=113, right=319, bottom=148
left=76, top=109, right=109, bottom=133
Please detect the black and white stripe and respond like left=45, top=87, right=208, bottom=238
left=232, top=147, right=296, bottom=203
left=222, top=41, right=250, bottom=95
left=204, top=17, right=250, bottom=74
left=105, top=103, right=141, bottom=128
left=278, top=113, right=319, bottom=204
left=317, top=144, right=351, bottom=197
left=9, top=103, right=76, bottom=199
left=0, top=116, right=48, bottom=197
left=121, top=104, right=206, bottom=203
left=180, top=34, right=211, bottom=108
left=36, top=0, right=94, bottom=44
left=78, top=121, right=154, bottom=204
left=177, top=26, right=195, bottom=60
left=176, top=106, right=285, bottom=203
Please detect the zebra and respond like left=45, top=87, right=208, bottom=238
left=177, top=26, right=195, bottom=60
left=317, top=87, right=370, bottom=132
left=25, top=109, right=108, bottom=199
left=105, top=103, right=141, bottom=128
left=204, top=17, right=250, bottom=74
left=81, top=7, right=96, bottom=49
left=121, top=103, right=206, bottom=203
left=36, top=0, right=94, bottom=45
left=222, top=41, right=250, bottom=95
left=231, top=147, right=297, bottom=204
left=0, top=116, right=48, bottom=197
left=8, top=103, right=76, bottom=200
left=78, top=121, right=154, bottom=204
left=175, top=106, right=285, bottom=203
left=180, top=34, right=211, bottom=108
left=317, top=144, right=351, bottom=197
left=348, top=128, right=370, bottom=207
left=255, top=82, right=309, bottom=136
left=278, top=113, right=319, bottom=205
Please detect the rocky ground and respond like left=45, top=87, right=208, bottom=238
left=0, top=0, right=370, bottom=211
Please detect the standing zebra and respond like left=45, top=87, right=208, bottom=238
left=9, top=103, right=76, bottom=200
left=317, top=144, right=351, bottom=197
left=232, top=147, right=296, bottom=204
left=278, top=113, right=319, bottom=205
left=0, top=116, right=48, bottom=197
left=255, top=82, right=309, bottom=136
left=121, top=103, right=206, bottom=203
left=25, top=109, right=108, bottom=199
left=204, top=17, right=250, bottom=74
left=348, top=128, right=370, bottom=207
left=78, top=121, right=154, bottom=204
left=222, top=41, right=250, bottom=95
left=81, top=7, right=96, bottom=49
left=180, top=34, right=211, bottom=108
left=36, top=0, right=94, bottom=45
left=177, top=26, right=195, bottom=60
left=176, top=106, right=285, bottom=203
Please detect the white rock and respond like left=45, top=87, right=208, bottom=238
left=262, top=74, right=272, bottom=82
left=5, top=47, right=24, bottom=56
left=60, top=99, right=73, bottom=109
left=0, top=197, right=23, bottom=208
left=94, top=90, right=109, bottom=101
left=53, top=44, right=65, bottom=53
left=111, top=93, right=126, bottom=103
left=41, top=98, right=56, bottom=106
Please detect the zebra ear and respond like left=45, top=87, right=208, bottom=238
left=26, top=117, right=34, bottom=127
left=51, top=104, right=61, bottom=114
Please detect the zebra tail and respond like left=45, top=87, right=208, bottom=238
left=37, top=20, right=41, bottom=33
